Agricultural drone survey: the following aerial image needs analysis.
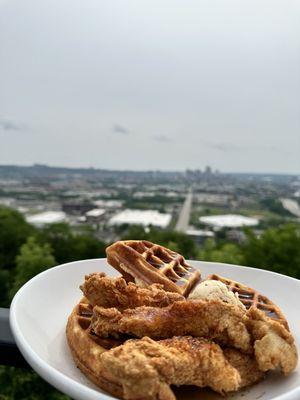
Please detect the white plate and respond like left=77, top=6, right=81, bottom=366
left=10, top=259, right=300, bottom=400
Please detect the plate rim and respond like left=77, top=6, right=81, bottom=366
left=9, top=258, right=300, bottom=400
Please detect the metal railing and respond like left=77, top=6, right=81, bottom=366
left=0, top=308, right=29, bottom=368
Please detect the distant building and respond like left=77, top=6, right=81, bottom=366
left=62, top=201, right=94, bottom=215
left=26, top=211, right=66, bottom=227
left=133, top=191, right=156, bottom=199
left=194, top=193, right=230, bottom=206
left=109, top=209, right=172, bottom=228
left=86, top=208, right=105, bottom=218
left=226, top=229, right=247, bottom=243
left=93, top=199, right=123, bottom=209
left=85, top=208, right=106, bottom=222
left=294, top=190, right=300, bottom=198
left=0, top=198, right=15, bottom=207
left=204, top=165, right=212, bottom=175
left=185, top=228, right=215, bottom=245
left=199, top=214, right=259, bottom=228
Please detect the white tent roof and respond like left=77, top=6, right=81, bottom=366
left=199, top=214, right=258, bottom=228
left=109, top=209, right=171, bottom=228
left=26, top=211, right=66, bottom=226
left=86, top=208, right=105, bottom=217
left=186, top=228, right=214, bottom=237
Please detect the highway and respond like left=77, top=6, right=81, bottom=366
left=175, top=189, right=193, bottom=232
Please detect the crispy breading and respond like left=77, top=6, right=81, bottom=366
left=246, top=308, right=298, bottom=375
left=92, top=300, right=251, bottom=352
left=99, top=336, right=241, bottom=400
left=80, top=273, right=184, bottom=310
left=223, top=348, right=265, bottom=387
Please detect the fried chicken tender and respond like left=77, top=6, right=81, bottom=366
left=223, top=348, right=265, bottom=387
left=80, top=273, right=184, bottom=310
left=246, top=308, right=298, bottom=375
left=92, top=300, right=251, bottom=352
left=99, top=336, right=241, bottom=400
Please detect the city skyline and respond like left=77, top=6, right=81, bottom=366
left=0, top=162, right=299, bottom=176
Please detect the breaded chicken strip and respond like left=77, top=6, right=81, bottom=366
left=80, top=273, right=184, bottom=310
left=92, top=300, right=251, bottom=352
left=99, top=336, right=241, bottom=400
left=223, top=348, right=265, bottom=387
left=246, top=308, right=298, bottom=375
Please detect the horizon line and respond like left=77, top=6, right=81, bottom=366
left=0, top=163, right=299, bottom=176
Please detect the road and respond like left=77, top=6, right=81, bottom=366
left=280, top=198, right=300, bottom=218
left=175, top=189, right=193, bottom=232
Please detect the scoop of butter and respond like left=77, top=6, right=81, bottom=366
left=188, top=280, right=245, bottom=309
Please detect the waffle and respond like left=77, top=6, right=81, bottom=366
left=66, top=298, right=126, bottom=399
left=66, top=299, right=265, bottom=399
left=106, top=240, right=201, bottom=297
left=206, top=274, right=289, bottom=329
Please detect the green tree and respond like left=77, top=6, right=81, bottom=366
left=198, top=224, right=300, bottom=279
left=71, top=235, right=106, bottom=260
left=260, top=197, right=292, bottom=217
left=0, top=269, right=10, bottom=308
left=38, top=223, right=74, bottom=263
left=40, top=223, right=106, bottom=263
left=0, top=207, right=35, bottom=306
left=242, top=224, right=300, bottom=278
left=0, top=207, right=35, bottom=270
left=10, top=237, right=56, bottom=298
left=0, top=366, right=70, bottom=400
left=198, top=239, right=245, bottom=265
left=120, top=225, right=147, bottom=241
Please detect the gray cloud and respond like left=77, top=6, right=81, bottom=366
left=0, top=118, right=24, bottom=132
left=205, top=142, right=241, bottom=152
left=112, top=124, right=130, bottom=135
left=205, top=141, right=288, bottom=154
left=152, top=134, right=172, bottom=143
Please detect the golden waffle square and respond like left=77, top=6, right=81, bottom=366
left=74, top=299, right=123, bottom=349
left=106, top=240, right=201, bottom=297
left=206, top=274, right=289, bottom=329
left=66, top=298, right=126, bottom=399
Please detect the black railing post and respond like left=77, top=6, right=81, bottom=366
left=0, top=308, right=29, bottom=368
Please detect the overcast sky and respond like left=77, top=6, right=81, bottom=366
left=0, top=0, right=299, bottom=173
